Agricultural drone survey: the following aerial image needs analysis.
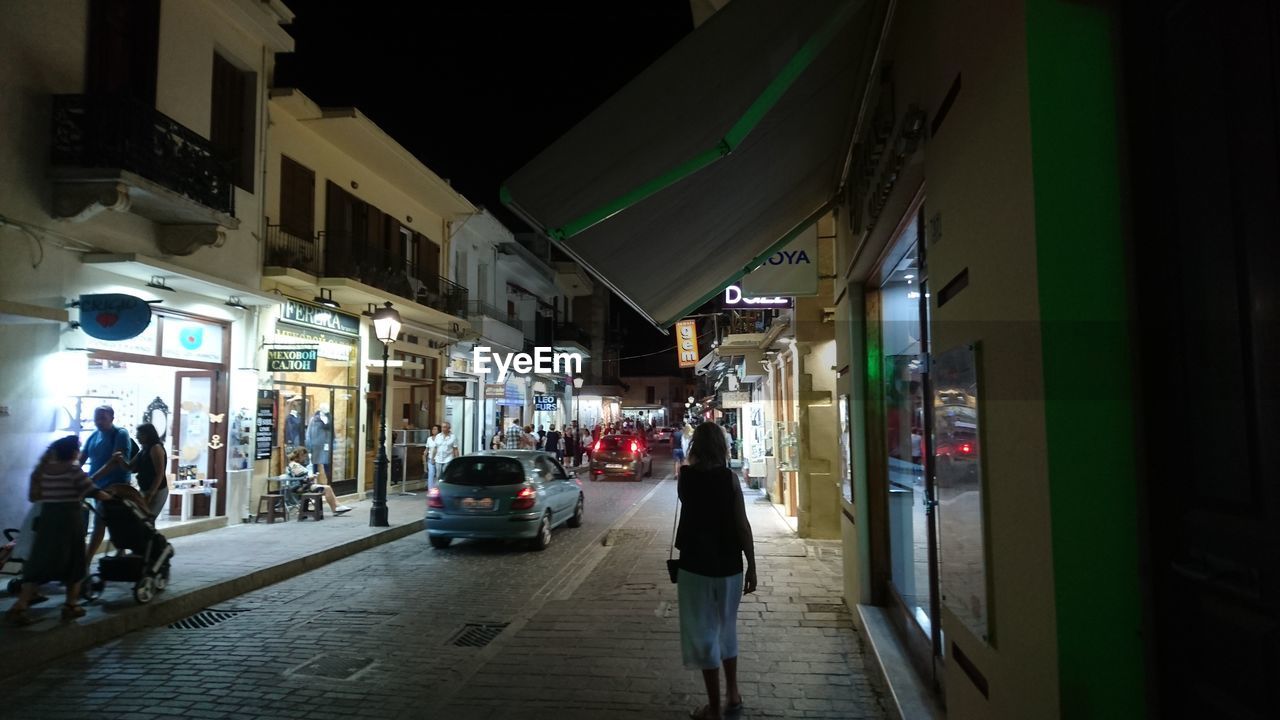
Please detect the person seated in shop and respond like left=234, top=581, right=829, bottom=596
left=284, top=448, right=352, bottom=515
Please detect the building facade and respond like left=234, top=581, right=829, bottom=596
left=0, top=0, right=294, bottom=532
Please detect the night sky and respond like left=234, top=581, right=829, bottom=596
left=275, top=0, right=694, bottom=376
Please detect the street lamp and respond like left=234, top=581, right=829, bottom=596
left=370, top=301, right=401, bottom=527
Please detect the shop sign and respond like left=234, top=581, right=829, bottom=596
left=675, top=319, right=700, bottom=368
left=255, top=390, right=277, bottom=460
left=280, top=298, right=360, bottom=336
left=267, top=348, right=318, bottom=372
left=741, top=224, right=819, bottom=297
left=162, top=319, right=224, bottom=363
left=534, top=394, right=558, bottom=411
left=720, top=391, right=750, bottom=408
left=78, top=293, right=153, bottom=341
left=484, top=383, right=507, bottom=399
left=721, top=285, right=792, bottom=308
left=441, top=380, right=467, bottom=397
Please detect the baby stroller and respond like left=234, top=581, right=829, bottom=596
left=89, top=486, right=174, bottom=604
left=1, top=528, right=21, bottom=595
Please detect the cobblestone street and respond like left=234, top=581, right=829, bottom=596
left=1, top=455, right=887, bottom=719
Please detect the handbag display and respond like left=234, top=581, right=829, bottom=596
left=666, top=496, right=680, bottom=584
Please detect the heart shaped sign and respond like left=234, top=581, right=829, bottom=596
left=95, top=312, right=119, bottom=327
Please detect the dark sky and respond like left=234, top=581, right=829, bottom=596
left=275, top=0, right=693, bottom=376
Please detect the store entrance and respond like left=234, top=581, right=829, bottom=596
left=870, top=200, right=943, bottom=686
left=276, top=383, right=357, bottom=496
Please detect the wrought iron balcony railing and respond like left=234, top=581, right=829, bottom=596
left=265, top=225, right=319, bottom=275
left=554, top=322, right=592, bottom=348
left=324, top=232, right=468, bottom=318
left=467, top=301, right=521, bottom=328
left=51, top=94, right=235, bottom=216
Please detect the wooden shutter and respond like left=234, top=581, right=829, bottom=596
left=279, top=156, right=314, bottom=238
left=87, top=0, right=159, bottom=105
left=211, top=53, right=254, bottom=191
left=420, top=234, right=441, bottom=280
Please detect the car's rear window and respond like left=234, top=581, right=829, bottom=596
left=441, top=457, right=525, bottom=486
left=597, top=437, right=623, bottom=451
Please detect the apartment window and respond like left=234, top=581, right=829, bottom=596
left=278, top=155, right=314, bottom=238
left=646, top=386, right=656, bottom=404
left=477, top=263, right=490, bottom=306
left=401, top=227, right=417, bottom=278
left=87, top=0, right=159, bottom=105
left=211, top=53, right=257, bottom=192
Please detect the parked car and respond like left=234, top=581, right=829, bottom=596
left=652, top=427, right=675, bottom=444
left=425, top=451, right=584, bottom=551
left=590, top=434, right=653, bottom=480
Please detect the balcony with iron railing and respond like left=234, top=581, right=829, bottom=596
left=50, top=95, right=236, bottom=239
left=264, top=224, right=320, bottom=276
left=467, top=300, right=521, bottom=328
left=553, top=321, right=592, bottom=349
left=324, top=231, right=468, bottom=318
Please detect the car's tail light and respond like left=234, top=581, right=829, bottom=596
left=427, top=487, right=444, bottom=508
left=959, top=442, right=973, bottom=455
left=630, top=440, right=638, bottom=454
left=593, top=440, right=602, bottom=454
left=511, top=485, right=536, bottom=510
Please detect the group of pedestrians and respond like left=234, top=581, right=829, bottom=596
left=5, top=405, right=169, bottom=626
left=421, top=422, right=459, bottom=489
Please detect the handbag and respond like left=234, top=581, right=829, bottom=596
left=666, top=496, right=680, bottom=584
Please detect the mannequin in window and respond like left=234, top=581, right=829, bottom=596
left=284, top=401, right=304, bottom=448
left=306, top=405, right=332, bottom=481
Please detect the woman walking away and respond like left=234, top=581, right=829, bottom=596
left=126, top=423, right=169, bottom=518
left=6, top=436, right=113, bottom=625
left=676, top=422, right=757, bottom=719
left=680, top=424, right=695, bottom=466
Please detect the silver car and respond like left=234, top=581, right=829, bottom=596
left=425, top=451, right=584, bottom=551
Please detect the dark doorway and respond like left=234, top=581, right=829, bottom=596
left=1124, top=2, right=1280, bottom=717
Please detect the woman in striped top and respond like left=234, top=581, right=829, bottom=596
left=5, top=435, right=113, bottom=626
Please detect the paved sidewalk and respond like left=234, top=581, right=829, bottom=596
left=0, top=494, right=423, bottom=678
left=435, top=478, right=889, bottom=719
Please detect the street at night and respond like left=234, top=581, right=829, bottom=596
left=2, top=0, right=1276, bottom=718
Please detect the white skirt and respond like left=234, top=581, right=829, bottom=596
left=677, top=568, right=743, bottom=670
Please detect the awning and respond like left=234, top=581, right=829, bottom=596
left=502, top=0, right=878, bottom=328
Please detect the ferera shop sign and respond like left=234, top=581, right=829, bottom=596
left=78, top=293, right=153, bottom=341
left=267, top=348, right=319, bottom=372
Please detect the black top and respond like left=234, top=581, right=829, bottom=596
left=135, top=442, right=159, bottom=493
left=675, top=465, right=744, bottom=578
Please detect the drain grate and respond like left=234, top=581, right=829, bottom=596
left=290, top=654, right=374, bottom=680
left=806, top=603, right=847, bottom=614
left=168, top=608, right=248, bottom=629
left=448, top=622, right=509, bottom=648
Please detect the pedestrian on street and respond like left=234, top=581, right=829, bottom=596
left=423, top=424, right=441, bottom=488
left=580, top=426, right=594, bottom=465
left=80, top=405, right=133, bottom=565
left=536, top=424, right=546, bottom=450
left=545, top=424, right=563, bottom=462
left=503, top=418, right=524, bottom=449
left=675, top=422, right=757, bottom=720
left=6, top=436, right=114, bottom=626
left=434, top=422, right=458, bottom=483
left=123, top=422, right=169, bottom=518
left=491, top=426, right=504, bottom=450
left=565, top=422, right=578, bottom=466
left=522, top=425, right=538, bottom=450
left=680, top=424, right=695, bottom=465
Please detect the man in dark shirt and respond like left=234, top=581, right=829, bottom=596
left=545, top=425, right=563, bottom=462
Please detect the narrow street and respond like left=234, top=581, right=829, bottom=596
left=0, top=452, right=886, bottom=719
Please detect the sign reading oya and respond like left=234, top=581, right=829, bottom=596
left=78, top=293, right=153, bottom=341
left=741, top=223, right=818, bottom=298
left=267, top=348, right=318, bottom=372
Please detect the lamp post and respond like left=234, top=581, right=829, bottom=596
left=370, top=301, right=401, bottom=527
left=573, top=376, right=584, bottom=432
